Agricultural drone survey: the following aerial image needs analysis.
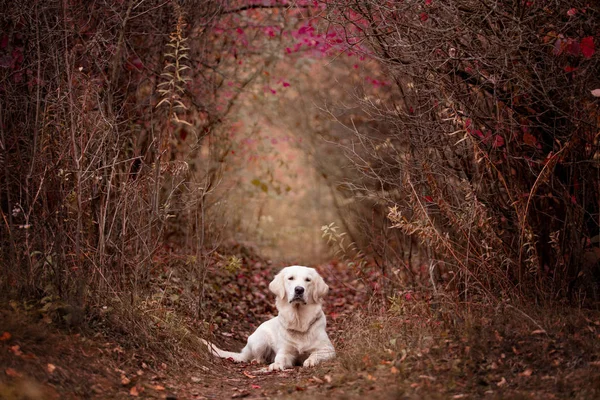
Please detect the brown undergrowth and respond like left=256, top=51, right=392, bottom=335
left=310, top=300, right=600, bottom=399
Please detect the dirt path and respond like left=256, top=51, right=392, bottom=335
left=2, top=259, right=600, bottom=399
left=3, top=302, right=600, bottom=400
left=0, top=309, right=332, bottom=399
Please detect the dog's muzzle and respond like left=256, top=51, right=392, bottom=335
left=290, top=286, right=306, bottom=303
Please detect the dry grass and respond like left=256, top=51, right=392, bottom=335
left=318, top=296, right=600, bottom=399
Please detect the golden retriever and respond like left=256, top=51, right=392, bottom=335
left=202, top=265, right=335, bottom=371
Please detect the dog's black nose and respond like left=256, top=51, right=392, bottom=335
left=294, top=286, right=305, bottom=295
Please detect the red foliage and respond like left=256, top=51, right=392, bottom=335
left=581, top=36, right=595, bottom=59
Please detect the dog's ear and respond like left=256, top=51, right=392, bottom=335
left=269, top=268, right=286, bottom=300
left=312, top=273, right=329, bottom=303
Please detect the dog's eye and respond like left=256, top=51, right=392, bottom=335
left=288, top=276, right=294, bottom=280
left=305, top=278, right=311, bottom=282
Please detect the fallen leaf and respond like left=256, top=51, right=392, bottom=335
left=590, top=361, right=600, bottom=367
left=552, top=359, right=561, bottom=367
left=129, top=386, right=141, bottom=397
left=311, top=376, right=324, bottom=384
left=5, top=368, right=22, bottom=378
left=531, top=329, right=546, bottom=335
left=0, top=332, right=11, bottom=341
left=121, top=375, right=131, bottom=386
left=251, top=384, right=261, bottom=389
left=191, top=376, right=202, bottom=383
left=47, top=364, right=56, bottom=374
left=493, top=135, right=505, bottom=148
left=520, top=369, right=533, bottom=377
left=391, top=366, right=399, bottom=374
left=591, top=89, right=600, bottom=97
left=10, top=345, right=23, bottom=356
left=243, top=370, right=256, bottom=379
left=324, top=374, right=332, bottom=383
left=497, top=377, right=507, bottom=387
left=153, top=385, right=165, bottom=391
left=581, top=36, right=595, bottom=59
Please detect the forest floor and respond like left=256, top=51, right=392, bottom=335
left=2, top=254, right=600, bottom=399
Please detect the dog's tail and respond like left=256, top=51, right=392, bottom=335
left=200, top=339, right=250, bottom=362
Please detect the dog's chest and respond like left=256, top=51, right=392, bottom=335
left=283, top=327, right=317, bottom=353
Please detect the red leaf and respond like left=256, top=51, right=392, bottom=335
left=566, top=39, right=580, bottom=56
left=567, top=8, right=577, bottom=16
left=425, top=0, right=432, bottom=5
left=126, top=56, right=143, bottom=71
left=423, top=196, right=433, bottom=203
left=472, top=129, right=484, bottom=139
left=581, top=36, right=595, bottom=59
left=419, top=12, right=428, bottom=22
left=492, top=135, right=505, bottom=148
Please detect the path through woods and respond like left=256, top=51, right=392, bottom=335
left=2, top=260, right=600, bottom=399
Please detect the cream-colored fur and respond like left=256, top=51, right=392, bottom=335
left=201, top=265, right=335, bottom=371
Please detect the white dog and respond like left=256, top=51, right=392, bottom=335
left=202, top=265, right=335, bottom=371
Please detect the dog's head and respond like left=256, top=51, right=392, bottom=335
left=269, top=265, right=329, bottom=305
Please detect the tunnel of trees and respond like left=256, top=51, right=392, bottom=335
left=2, top=0, right=598, bottom=306
left=1, top=0, right=599, bottom=397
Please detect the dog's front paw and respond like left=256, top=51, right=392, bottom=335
left=268, top=362, right=287, bottom=371
left=303, top=357, right=317, bottom=368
